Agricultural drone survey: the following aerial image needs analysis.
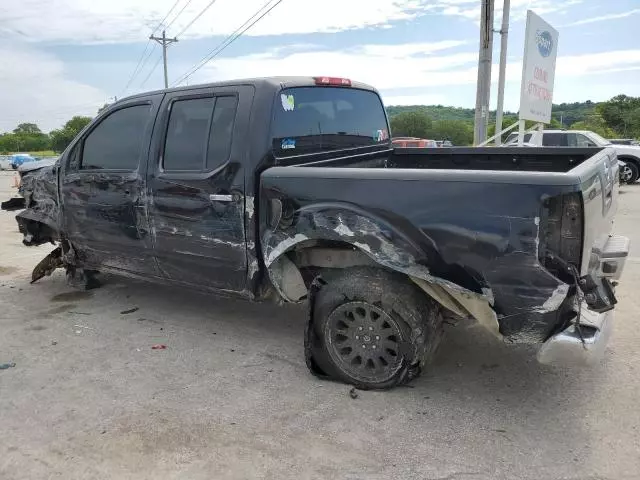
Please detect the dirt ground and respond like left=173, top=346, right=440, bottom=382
left=1, top=170, right=639, bottom=480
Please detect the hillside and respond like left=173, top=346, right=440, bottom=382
left=386, top=101, right=597, bottom=128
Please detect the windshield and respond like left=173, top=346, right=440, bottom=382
left=271, top=87, right=389, bottom=157
left=587, top=131, right=612, bottom=146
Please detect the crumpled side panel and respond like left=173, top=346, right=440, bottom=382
left=8, top=165, right=61, bottom=245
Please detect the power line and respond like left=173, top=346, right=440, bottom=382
left=118, top=0, right=186, bottom=97
left=139, top=54, right=165, bottom=89
left=120, top=43, right=156, bottom=97
left=152, top=0, right=183, bottom=34
left=172, top=0, right=284, bottom=87
left=165, top=0, right=195, bottom=30
left=176, top=0, right=220, bottom=37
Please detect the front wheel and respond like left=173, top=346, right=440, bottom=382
left=308, top=267, right=442, bottom=390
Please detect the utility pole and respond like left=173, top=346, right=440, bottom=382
left=150, top=30, right=178, bottom=88
left=473, top=0, right=495, bottom=145
left=494, top=0, right=511, bottom=145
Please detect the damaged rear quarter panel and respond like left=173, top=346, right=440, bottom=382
left=260, top=168, right=576, bottom=343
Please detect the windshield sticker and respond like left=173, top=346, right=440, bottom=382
left=281, top=94, right=295, bottom=112
left=374, top=129, right=389, bottom=142
left=281, top=138, right=296, bottom=150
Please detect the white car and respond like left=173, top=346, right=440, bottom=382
left=504, top=129, right=640, bottom=182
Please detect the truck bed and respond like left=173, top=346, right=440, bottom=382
left=278, top=146, right=605, bottom=175
left=261, top=145, right=618, bottom=343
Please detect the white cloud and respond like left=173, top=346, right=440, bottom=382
left=178, top=42, right=478, bottom=92
left=0, top=0, right=435, bottom=44
left=174, top=43, right=640, bottom=110
left=1, top=0, right=586, bottom=45
left=433, top=0, right=585, bottom=23
left=381, top=93, right=450, bottom=106
left=560, top=8, right=640, bottom=27
left=0, top=45, right=106, bottom=132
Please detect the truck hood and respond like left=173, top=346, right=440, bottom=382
left=18, top=157, right=59, bottom=173
left=614, top=144, right=640, bottom=156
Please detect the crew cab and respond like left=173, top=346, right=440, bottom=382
left=2, top=77, right=630, bottom=389
left=505, top=129, right=640, bottom=183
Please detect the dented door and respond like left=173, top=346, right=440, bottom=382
left=147, top=86, right=253, bottom=292
left=60, top=98, right=161, bottom=275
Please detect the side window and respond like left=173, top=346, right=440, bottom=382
left=542, top=133, right=566, bottom=146
left=82, top=105, right=150, bottom=170
left=575, top=134, right=594, bottom=147
left=567, top=133, right=578, bottom=147
left=163, top=95, right=237, bottom=172
left=207, top=96, right=238, bottom=170
left=67, top=143, right=80, bottom=171
left=164, top=97, right=214, bottom=171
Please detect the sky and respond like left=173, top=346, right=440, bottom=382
left=1, top=0, right=640, bottom=132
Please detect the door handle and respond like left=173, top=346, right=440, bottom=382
left=209, top=194, right=233, bottom=202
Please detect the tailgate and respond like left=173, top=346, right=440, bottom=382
left=574, top=147, right=627, bottom=278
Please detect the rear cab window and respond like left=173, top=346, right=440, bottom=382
left=271, top=86, right=390, bottom=158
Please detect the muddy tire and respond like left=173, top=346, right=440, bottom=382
left=306, top=267, right=442, bottom=390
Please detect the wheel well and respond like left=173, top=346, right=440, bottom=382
left=618, top=155, right=640, bottom=166
left=267, top=240, right=380, bottom=302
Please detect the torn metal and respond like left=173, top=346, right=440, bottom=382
left=261, top=206, right=501, bottom=335
left=261, top=202, right=574, bottom=343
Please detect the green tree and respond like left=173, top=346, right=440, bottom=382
left=430, top=119, right=474, bottom=146
left=13, top=123, right=42, bottom=135
left=0, top=133, right=19, bottom=153
left=389, top=111, right=432, bottom=138
left=569, top=115, right=616, bottom=138
left=596, top=95, right=640, bottom=136
left=49, top=116, right=92, bottom=152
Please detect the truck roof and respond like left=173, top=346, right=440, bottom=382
left=119, top=76, right=379, bottom=103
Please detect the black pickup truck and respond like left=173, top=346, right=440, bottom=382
left=2, top=76, right=630, bottom=389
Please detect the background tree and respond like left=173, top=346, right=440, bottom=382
left=4, top=123, right=50, bottom=152
left=49, top=116, right=92, bottom=152
left=430, top=120, right=474, bottom=145
left=13, top=123, right=42, bottom=135
left=569, top=114, right=616, bottom=138
left=389, top=111, right=432, bottom=138
left=596, top=95, right=640, bottom=137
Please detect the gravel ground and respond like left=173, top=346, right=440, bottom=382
left=1, top=170, right=639, bottom=480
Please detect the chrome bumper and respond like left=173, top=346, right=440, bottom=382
left=537, top=307, right=613, bottom=366
left=538, top=235, right=629, bottom=365
left=537, top=234, right=629, bottom=366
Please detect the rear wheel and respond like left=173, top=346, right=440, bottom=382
left=621, top=161, right=639, bottom=183
left=308, top=267, right=442, bottom=390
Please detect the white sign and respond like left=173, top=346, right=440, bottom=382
left=519, top=10, right=559, bottom=123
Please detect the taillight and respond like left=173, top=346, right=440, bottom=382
left=541, top=192, right=583, bottom=274
left=313, top=76, right=352, bottom=86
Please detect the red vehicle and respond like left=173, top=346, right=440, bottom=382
left=392, top=137, right=438, bottom=148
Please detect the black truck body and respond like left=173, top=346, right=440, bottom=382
left=3, top=77, right=629, bottom=389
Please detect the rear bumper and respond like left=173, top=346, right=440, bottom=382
left=537, top=234, right=629, bottom=366
left=537, top=307, right=613, bottom=366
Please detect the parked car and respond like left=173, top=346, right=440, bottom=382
left=609, top=139, right=639, bottom=146
left=392, top=137, right=438, bottom=148
left=435, top=140, right=454, bottom=147
left=2, top=77, right=629, bottom=389
left=504, top=129, right=640, bottom=183
left=9, top=153, right=37, bottom=170
left=0, top=155, right=12, bottom=170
